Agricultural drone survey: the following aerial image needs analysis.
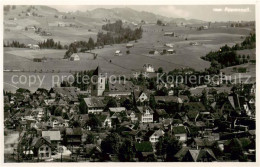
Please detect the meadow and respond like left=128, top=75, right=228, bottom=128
left=4, top=22, right=254, bottom=92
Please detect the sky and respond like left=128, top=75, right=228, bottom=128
left=50, top=5, right=255, bottom=22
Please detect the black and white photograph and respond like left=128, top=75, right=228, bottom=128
left=1, top=0, right=258, bottom=164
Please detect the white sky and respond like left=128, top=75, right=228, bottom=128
left=50, top=5, right=255, bottom=22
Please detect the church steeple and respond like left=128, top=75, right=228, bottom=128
left=91, top=66, right=106, bottom=96
left=93, top=66, right=102, bottom=76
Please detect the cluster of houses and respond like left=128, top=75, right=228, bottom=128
left=4, top=66, right=256, bottom=162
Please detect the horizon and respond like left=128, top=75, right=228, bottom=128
left=50, top=5, right=255, bottom=22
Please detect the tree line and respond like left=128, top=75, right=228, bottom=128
left=201, top=33, right=256, bottom=74
left=97, top=20, right=143, bottom=45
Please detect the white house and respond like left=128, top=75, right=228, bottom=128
left=70, top=53, right=80, bottom=61
left=114, top=50, right=122, bottom=56
left=137, top=106, right=154, bottom=123
left=149, top=129, right=165, bottom=143
left=172, top=126, right=187, bottom=142
left=134, top=90, right=150, bottom=103
left=126, top=43, right=134, bottom=48
left=143, top=64, right=155, bottom=73
left=126, top=110, right=138, bottom=123
left=202, top=25, right=209, bottom=30
left=164, top=32, right=175, bottom=36
left=32, top=44, right=40, bottom=50
left=109, top=107, right=126, bottom=113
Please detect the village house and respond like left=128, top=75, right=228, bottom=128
left=164, top=32, right=175, bottom=36
left=167, top=49, right=175, bottom=54
left=4, top=131, right=19, bottom=155
left=172, top=126, right=188, bottom=143
left=42, top=130, right=61, bottom=148
left=64, top=128, right=82, bottom=147
left=149, top=50, right=159, bottom=55
left=70, top=53, right=80, bottom=61
left=175, top=147, right=217, bottom=162
left=49, top=87, right=80, bottom=104
left=143, top=64, right=155, bottom=73
left=105, top=81, right=135, bottom=97
left=109, top=107, right=126, bottom=114
left=134, top=90, right=150, bottom=103
left=126, top=43, right=134, bottom=48
left=126, top=110, right=138, bottom=123
left=30, top=137, right=52, bottom=160
left=114, top=50, right=122, bottom=56
left=137, top=106, right=154, bottom=123
left=148, top=129, right=165, bottom=144
left=83, top=97, right=105, bottom=114
left=96, top=113, right=112, bottom=128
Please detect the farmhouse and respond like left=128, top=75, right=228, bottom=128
left=165, top=43, right=174, bottom=48
left=167, top=49, right=175, bottom=54
left=202, top=25, right=209, bottom=30
left=126, top=43, right=134, bottom=48
left=114, top=50, right=122, bottom=56
left=27, top=26, right=36, bottom=31
left=164, top=32, right=175, bottom=36
left=70, top=53, right=80, bottom=61
left=32, top=44, right=40, bottom=50
left=143, top=64, right=155, bottom=73
left=58, top=22, right=66, bottom=27
left=190, top=42, right=200, bottom=46
left=149, top=50, right=159, bottom=55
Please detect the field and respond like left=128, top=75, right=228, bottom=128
left=4, top=20, right=254, bottom=92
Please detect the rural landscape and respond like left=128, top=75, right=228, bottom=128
left=3, top=5, right=256, bottom=162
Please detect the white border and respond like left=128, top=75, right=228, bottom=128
left=0, top=0, right=259, bottom=167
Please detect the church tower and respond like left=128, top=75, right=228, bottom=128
left=91, top=66, right=106, bottom=96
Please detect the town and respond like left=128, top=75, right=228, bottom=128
left=4, top=64, right=256, bottom=162
left=3, top=5, right=256, bottom=163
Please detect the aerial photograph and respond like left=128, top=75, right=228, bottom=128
left=3, top=4, right=256, bottom=162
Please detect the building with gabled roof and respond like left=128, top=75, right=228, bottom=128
left=83, top=97, right=105, bottom=114
left=137, top=106, right=154, bottom=123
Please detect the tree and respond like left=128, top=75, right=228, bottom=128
left=201, top=89, right=208, bottom=106
left=158, top=67, right=163, bottom=73
left=156, top=87, right=168, bottom=96
left=88, top=37, right=95, bottom=50
left=85, top=114, right=102, bottom=129
left=105, top=98, right=117, bottom=110
left=165, top=137, right=182, bottom=161
left=79, top=99, right=87, bottom=114
left=157, top=20, right=163, bottom=26
left=118, top=139, right=135, bottom=161
left=156, top=135, right=182, bottom=161
left=227, top=138, right=244, bottom=161
left=101, top=132, right=121, bottom=155
left=71, top=120, right=80, bottom=128
left=121, top=98, right=133, bottom=110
